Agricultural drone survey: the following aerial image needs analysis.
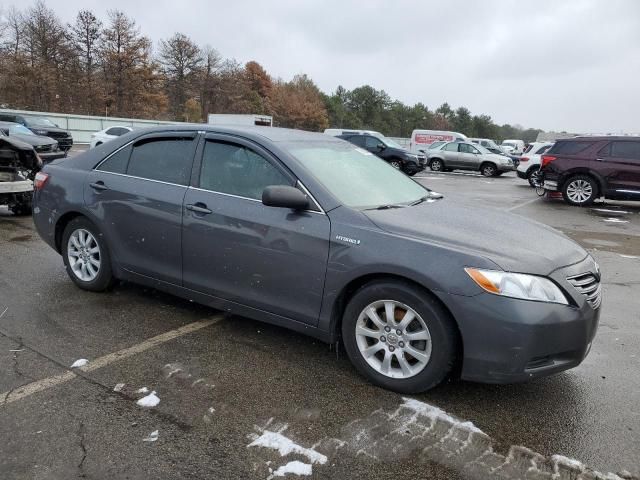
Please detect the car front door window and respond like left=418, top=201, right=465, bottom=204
left=199, top=141, right=291, bottom=199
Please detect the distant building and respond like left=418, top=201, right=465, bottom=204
left=536, top=131, right=640, bottom=142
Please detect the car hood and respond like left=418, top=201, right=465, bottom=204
left=363, top=199, right=588, bottom=276
left=8, top=133, right=57, bottom=147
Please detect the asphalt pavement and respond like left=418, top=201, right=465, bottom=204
left=1, top=169, right=639, bottom=480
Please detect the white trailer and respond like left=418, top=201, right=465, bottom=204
left=207, top=114, right=273, bottom=127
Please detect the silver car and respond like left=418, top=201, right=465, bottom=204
left=428, top=141, right=515, bottom=177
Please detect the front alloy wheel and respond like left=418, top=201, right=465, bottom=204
left=430, top=159, right=443, bottom=172
left=389, top=160, right=401, bottom=169
left=481, top=163, right=497, bottom=177
left=355, top=300, right=432, bottom=379
left=563, top=175, right=597, bottom=206
left=341, top=280, right=457, bottom=393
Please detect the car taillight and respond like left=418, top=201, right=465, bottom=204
left=541, top=155, right=557, bottom=168
left=520, top=156, right=529, bottom=162
left=34, top=172, right=49, bottom=190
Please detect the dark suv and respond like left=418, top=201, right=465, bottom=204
left=0, top=113, right=73, bottom=152
left=541, top=136, right=640, bottom=206
left=338, top=134, right=425, bottom=175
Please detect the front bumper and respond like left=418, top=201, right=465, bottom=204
left=436, top=257, right=600, bottom=383
left=39, top=151, right=66, bottom=163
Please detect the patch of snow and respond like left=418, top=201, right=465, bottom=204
left=620, top=254, right=639, bottom=259
left=136, top=391, right=160, bottom=408
left=248, top=427, right=327, bottom=465
left=142, top=430, right=159, bottom=442
left=603, top=218, right=628, bottom=223
left=208, top=407, right=215, bottom=414
left=70, top=358, right=89, bottom=368
left=269, top=461, right=312, bottom=478
left=401, top=397, right=485, bottom=434
left=592, top=208, right=630, bottom=214
left=113, top=383, right=125, bottom=392
left=136, top=387, right=149, bottom=394
left=551, top=454, right=584, bottom=471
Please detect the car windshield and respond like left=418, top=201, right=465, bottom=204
left=286, top=141, right=430, bottom=209
left=380, top=137, right=403, bottom=149
left=475, top=144, right=492, bottom=154
left=429, top=141, right=446, bottom=150
left=27, top=117, right=57, bottom=127
left=502, top=142, right=516, bottom=147
left=9, top=124, right=35, bottom=136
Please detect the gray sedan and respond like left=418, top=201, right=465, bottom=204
left=428, top=141, right=515, bottom=176
left=32, top=126, right=599, bottom=393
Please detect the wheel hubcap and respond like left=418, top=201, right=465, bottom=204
left=566, top=180, right=593, bottom=203
left=391, top=161, right=401, bottom=169
left=67, top=229, right=101, bottom=282
left=355, top=300, right=432, bottom=379
left=431, top=161, right=441, bottom=171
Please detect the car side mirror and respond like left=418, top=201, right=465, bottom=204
left=377, top=143, right=386, bottom=151
left=262, top=185, right=309, bottom=211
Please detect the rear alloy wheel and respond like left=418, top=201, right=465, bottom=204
left=562, top=175, right=597, bottom=206
left=480, top=162, right=497, bottom=177
left=62, top=217, right=115, bottom=291
left=430, top=159, right=444, bottom=172
left=389, top=160, right=402, bottom=169
left=527, top=168, right=541, bottom=187
left=341, top=280, right=457, bottom=393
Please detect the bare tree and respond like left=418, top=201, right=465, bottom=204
left=158, top=33, right=203, bottom=121
left=70, top=10, right=102, bottom=114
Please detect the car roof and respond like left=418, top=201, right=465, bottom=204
left=567, top=135, right=640, bottom=141
left=127, top=124, right=343, bottom=144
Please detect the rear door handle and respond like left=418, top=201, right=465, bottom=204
left=186, top=202, right=212, bottom=215
left=89, top=181, right=108, bottom=191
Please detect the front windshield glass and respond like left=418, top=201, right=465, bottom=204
left=27, top=117, right=57, bottom=127
left=475, top=144, right=492, bottom=154
left=9, top=124, right=35, bottom=136
left=381, top=137, right=403, bottom=149
left=502, top=142, right=515, bottom=147
left=428, top=141, right=446, bottom=150
left=286, top=141, right=429, bottom=209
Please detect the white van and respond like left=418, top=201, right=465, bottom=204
left=324, top=128, right=384, bottom=138
left=409, top=130, right=467, bottom=154
left=501, top=139, right=525, bottom=155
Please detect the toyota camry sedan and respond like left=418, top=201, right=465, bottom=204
left=32, top=126, right=601, bottom=393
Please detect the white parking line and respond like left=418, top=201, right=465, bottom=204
left=0, top=316, right=223, bottom=405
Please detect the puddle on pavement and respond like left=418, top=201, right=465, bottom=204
left=563, top=230, right=640, bottom=256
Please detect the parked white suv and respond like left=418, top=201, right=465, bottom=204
left=516, top=142, right=554, bottom=186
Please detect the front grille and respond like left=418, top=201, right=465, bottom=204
left=567, top=273, right=602, bottom=309
left=35, top=144, right=52, bottom=153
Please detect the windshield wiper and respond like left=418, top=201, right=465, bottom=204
left=365, top=204, right=408, bottom=211
left=409, top=191, right=444, bottom=206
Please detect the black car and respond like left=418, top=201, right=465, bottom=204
left=0, top=122, right=66, bottom=162
left=337, top=134, right=425, bottom=175
left=0, top=113, right=73, bottom=151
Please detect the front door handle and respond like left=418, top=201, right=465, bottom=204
left=89, top=181, right=108, bottom=191
left=186, top=202, right=212, bottom=215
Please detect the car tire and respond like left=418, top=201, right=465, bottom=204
left=430, top=159, right=444, bottom=172
left=480, top=162, right=497, bottom=177
left=341, top=280, right=458, bottom=393
left=62, top=217, right=115, bottom=292
left=562, top=175, right=598, bottom=206
left=527, top=168, right=540, bottom=187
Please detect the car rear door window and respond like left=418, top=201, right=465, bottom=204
left=609, top=141, right=640, bottom=161
left=97, top=146, right=132, bottom=174
left=199, top=141, right=291, bottom=200
left=126, top=137, right=195, bottom=185
left=535, top=145, right=552, bottom=155
left=551, top=141, right=594, bottom=155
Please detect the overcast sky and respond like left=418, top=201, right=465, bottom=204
left=15, top=0, right=640, bottom=132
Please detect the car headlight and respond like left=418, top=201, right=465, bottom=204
left=34, top=129, right=48, bottom=136
left=465, top=268, right=568, bottom=304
